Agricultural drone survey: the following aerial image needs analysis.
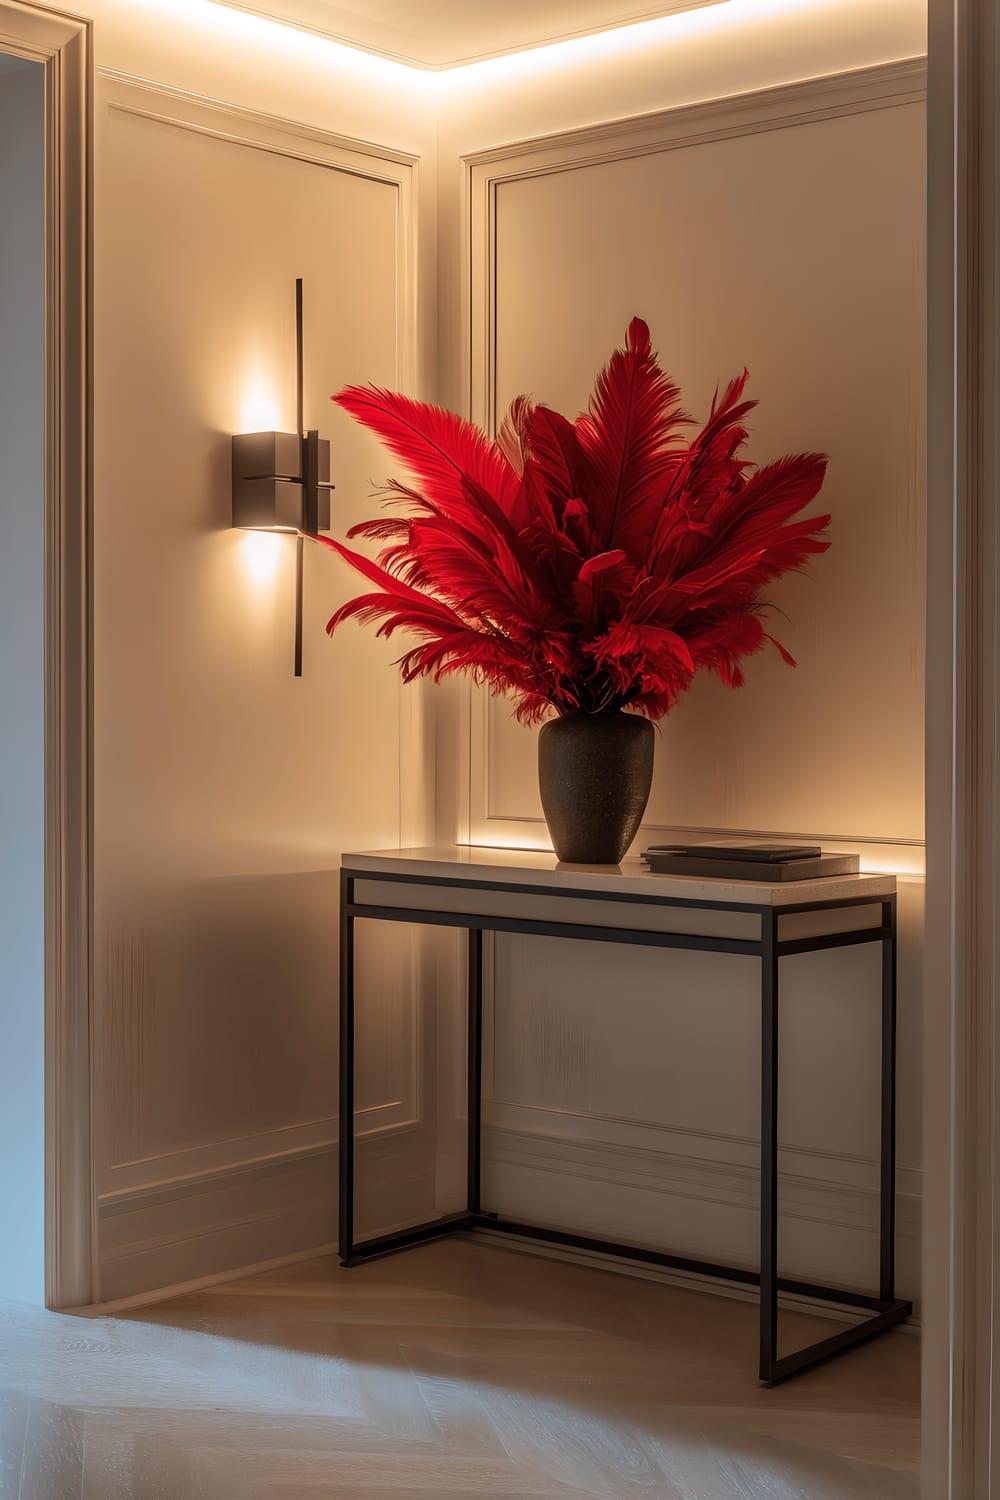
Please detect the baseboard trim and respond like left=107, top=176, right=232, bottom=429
left=468, top=1226, right=921, bottom=1334
left=75, top=1226, right=921, bottom=1338
left=74, top=1240, right=339, bottom=1318
left=94, top=1131, right=436, bottom=1303
left=485, top=1122, right=921, bottom=1236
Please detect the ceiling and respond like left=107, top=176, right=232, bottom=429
left=212, top=0, right=722, bottom=70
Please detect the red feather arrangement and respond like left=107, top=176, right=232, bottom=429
left=316, top=319, right=829, bottom=723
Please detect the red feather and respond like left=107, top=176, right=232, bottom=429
left=319, top=320, right=830, bottom=722
left=333, top=386, right=520, bottom=536
left=573, top=317, right=691, bottom=552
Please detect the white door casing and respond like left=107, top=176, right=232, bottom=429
left=12, top=0, right=1000, bottom=1489
left=925, top=0, right=1000, bottom=1492
left=0, top=0, right=95, bottom=1310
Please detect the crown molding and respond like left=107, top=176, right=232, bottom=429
left=208, top=0, right=726, bottom=73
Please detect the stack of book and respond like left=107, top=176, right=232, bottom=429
left=640, top=841, right=860, bottom=882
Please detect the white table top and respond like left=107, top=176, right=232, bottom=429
left=343, top=845, right=896, bottom=907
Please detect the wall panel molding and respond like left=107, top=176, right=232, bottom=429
left=91, top=75, right=428, bottom=1294
left=464, top=56, right=926, bottom=432
left=100, top=1102, right=414, bottom=1198
left=461, top=57, right=927, bottom=865
left=449, top=63, right=928, bottom=1317
left=97, top=67, right=421, bottom=168
left=99, top=72, right=418, bottom=363
left=464, top=56, right=926, bottom=166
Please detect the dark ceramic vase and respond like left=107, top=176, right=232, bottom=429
left=537, top=712, right=654, bottom=864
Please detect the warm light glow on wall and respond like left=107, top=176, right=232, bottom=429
left=130, top=0, right=433, bottom=90
left=478, top=834, right=558, bottom=855
left=858, top=855, right=927, bottom=877
left=240, top=528, right=285, bottom=585
left=438, top=0, right=838, bottom=88
left=148, top=0, right=886, bottom=92
left=472, top=838, right=927, bottom=877
left=237, top=371, right=285, bottom=435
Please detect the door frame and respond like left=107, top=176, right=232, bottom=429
left=0, top=0, right=94, bottom=1309
left=925, top=0, right=1000, bottom=1492
left=2, top=0, right=999, bottom=1484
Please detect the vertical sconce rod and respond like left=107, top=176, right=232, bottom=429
left=295, top=277, right=304, bottom=437
left=294, top=535, right=304, bottom=677
left=294, top=276, right=305, bottom=677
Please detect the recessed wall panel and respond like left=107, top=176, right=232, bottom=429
left=482, top=101, right=925, bottom=850
left=93, top=84, right=423, bottom=1287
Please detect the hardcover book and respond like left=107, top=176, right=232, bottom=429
left=641, top=851, right=860, bottom=882
left=643, top=841, right=821, bottom=863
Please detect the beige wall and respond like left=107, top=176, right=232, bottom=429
left=433, top=0, right=926, bottom=411
left=39, top=0, right=440, bottom=1300
left=44, top=0, right=926, bottom=1300
left=474, top=88, right=925, bottom=855
left=432, top=4, right=926, bottom=1299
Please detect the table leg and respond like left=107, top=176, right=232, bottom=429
left=339, top=871, right=356, bottom=1265
left=760, top=908, right=779, bottom=1382
left=468, top=928, right=483, bottom=1215
left=880, top=894, right=898, bottom=1301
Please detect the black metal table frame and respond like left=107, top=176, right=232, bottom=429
left=338, top=865, right=912, bottom=1386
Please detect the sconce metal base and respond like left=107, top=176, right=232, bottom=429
left=232, top=430, right=332, bottom=532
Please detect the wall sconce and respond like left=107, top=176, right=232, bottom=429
left=232, top=278, right=333, bottom=676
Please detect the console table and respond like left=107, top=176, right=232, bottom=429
left=339, top=845, right=911, bottom=1385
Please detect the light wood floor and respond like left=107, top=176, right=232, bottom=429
left=0, top=1239, right=919, bottom=1498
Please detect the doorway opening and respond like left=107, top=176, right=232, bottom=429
left=0, top=47, right=46, bottom=1307
left=0, top=0, right=94, bottom=1314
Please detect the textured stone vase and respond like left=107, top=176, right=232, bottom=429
left=537, top=712, right=655, bottom=864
